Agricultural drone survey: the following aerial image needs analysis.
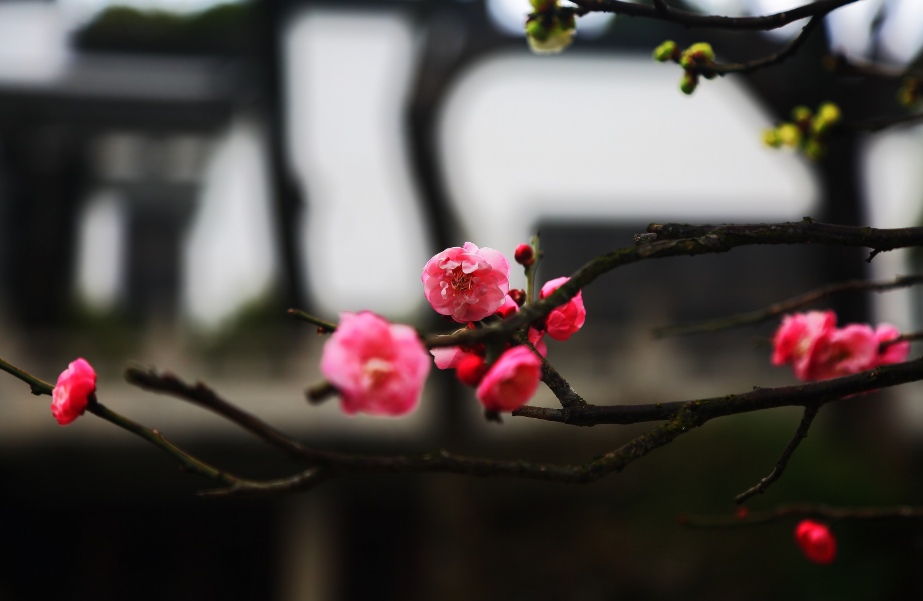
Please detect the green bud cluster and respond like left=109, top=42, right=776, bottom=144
left=652, top=41, right=717, bottom=95
left=525, top=0, right=576, bottom=55
left=898, top=77, right=921, bottom=109
left=762, top=102, right=842, bottom=160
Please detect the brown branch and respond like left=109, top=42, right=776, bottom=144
left=429, top=219, right=923, bottom=352
left=565, top=0, right=860, bottom=30
left=734, top=403, right=820, bottom=504
left=654, top=274, right=923, bottom=338
left=685, top=503, right=923, bottom=528
left=699, top=16, right=823, bottom=76
left=824, top=53, right=923, bottom=81
left=846, top=112, right=923, bottom=132
left=125, top=367, right=318, bottom=462
left=287, top=309, right=337, bottom=333
left=881, top=331, right=923, bottom=350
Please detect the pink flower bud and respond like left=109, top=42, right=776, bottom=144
left=495, top=294, right=519, bottom=320
left=514, top=244, right=534, bottom=266
left=476, top=346, right=542, bottom=412
left=508, top=289, right=526, bottom=306
left=456, top=355, right=488, bottom=387
left=794, top=520, right=836, bottom=565
left=539, top=277, right=586, bottom=341
left=528, top=327, right=547, bottom=358
left=51, top=358, right=97, bottom=425
left=422, top=243, right=511, bottom=323
left=320, top=312, right=430, bottom=417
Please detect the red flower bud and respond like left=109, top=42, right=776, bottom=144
left=508, top=289, right=526, bottom=306
left=456, top=355, right=488, bottom=387
left=794, top=520, right=836, bottom=565
left=735, top=506, right=749, bottom=519
left=514, top=244, right=535, bottom=266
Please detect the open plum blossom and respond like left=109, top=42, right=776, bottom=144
left=476, top=346, right=542, bottom=412
left=539, top=277, right=586, bottom=341
left=422, top=243, right=510, bottom=322
left=320, top=312, right=430, bottom=416
left=772, top=311, right=910, bottom=382
left=794, top=520, right=836, bottom=565
left=51, top=358, right=97, bottom=425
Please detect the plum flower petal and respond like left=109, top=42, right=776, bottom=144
left=422, top=243, right=511, bottom=323
left=495, top=295, right=519, bottom=320
left=476, top=346, right=542, bottom=413
left=875, top=323, right=910, bottom=365
left=811, top=323, right=878, bottom=381
left=320, top=312, right=430, bottom=417
left=540, top=277, right=586, bottom=341
left=51, top=358, right=97, bottom=426
left=528, top=327, right=547, bottom=358
left=772, top=311, right=836, bottom=381
left=430, top=346, right=474, bottom=370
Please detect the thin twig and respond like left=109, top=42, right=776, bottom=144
left=735, top=404, right=820, bottom=504
left=287, top=309, right=337, bottom=333
left=699, top=16, right=822, bottom=77
left=846, top=112, right=923, bottom=132
left=685, top=503, right=923, bottom=528
left=881, top=332, right=923, bottom=350
left=653, top=274, right=923, bottom=338
left=565, top=0, right=859, bottom=31
left=824, top=53, right=923, bottom=81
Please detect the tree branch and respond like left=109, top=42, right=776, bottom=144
left=566, top=0, right=860, bottom=30
left=653, top=274, right=923, bottom=338
left=882, top=331, right=923, bottom=350
left=685, top=503, right=923, bottom=528
left=734, top=403, right=820, bottom=504
left=428, top=219, right=923, bottom=351
left=287, top=309, right=337, bottom=333
left=846, top=112, right=923, bottom=132
left=699, top=16, right=823, bottom=76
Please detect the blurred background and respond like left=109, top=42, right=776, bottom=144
left=0, top=0, right=923, bottom=598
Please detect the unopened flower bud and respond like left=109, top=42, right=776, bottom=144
left=456, top=355, right=488, bottom=387
left=735, top=506, right=749, bottom=519
left=679, top=54, right=697, bottom=70
left=514, top=243, right=535, bottom=266
left=653, top=40, right=678, bottom=62
left=508, top=289, right=526, bottom=306
left=680, top=71, right=698, bottom=95
left=794, top=520, right=836, bottom=565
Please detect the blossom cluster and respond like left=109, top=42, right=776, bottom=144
left=772, top=310, right=909, bottom=382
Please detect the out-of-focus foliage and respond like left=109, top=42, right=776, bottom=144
left=74, top=3, right=253, bottom=55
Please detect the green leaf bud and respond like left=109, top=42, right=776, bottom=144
left=791, top=105, right=812, bottom=126
left=687, top=42, right=715, bottom=62
left=898, top=77, right=920, bottom=109
left=812, top=102, right=841, bottom=135
left=679, top=53, right=697, bottom=70
left=680, top=71, right=698, bottom=95
left=762, top=128, right=782, bottom=148
left=804, top=138, right=826, bottom=161
left=653, top=40, right=678, bottom=62
left=526, top=18, right=575, bottom=55
left=529, top=0, right=555, bottom=12
left=777, top=123, right=801, bottom=148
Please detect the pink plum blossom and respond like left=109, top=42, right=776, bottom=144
left=529, top=327, right=547, bottom=358
left=539, top=277, right=586, bottom=341
left=810, top=323, right=879, bottom=380
left=51, top=358, right=97, bottom=426
left=875, top=323, right=910, bottom=366
left=320, top=312, right=430, bottom=416
left=772, top=311, right=836, bottom=381
left=476, top=346, right=542, bottom=412
left=430, top=345, right=475, bottom=370
left=422, top=243, right=510, bottom=323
